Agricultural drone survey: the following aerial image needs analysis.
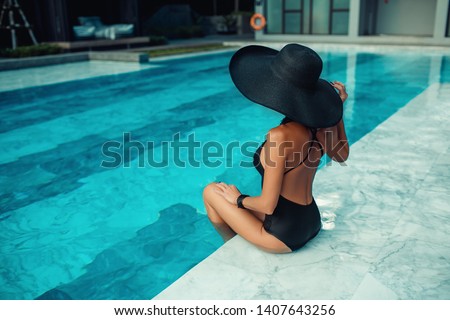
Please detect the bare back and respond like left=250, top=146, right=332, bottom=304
left=259, top=121, right=325, bottom=205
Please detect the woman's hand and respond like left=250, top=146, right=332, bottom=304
left=214, top=182, right=242, bottom=206
left=331, top=81, right=348, bottom=103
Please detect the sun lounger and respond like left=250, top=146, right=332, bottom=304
left=73, top=16, right=134, bottom=40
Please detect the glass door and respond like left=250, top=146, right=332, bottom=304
left=265, top=0, right=350, bottom=35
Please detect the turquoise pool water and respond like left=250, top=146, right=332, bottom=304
left=1, top=49, right=449, bottom=300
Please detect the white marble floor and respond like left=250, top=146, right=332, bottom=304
left=154, top=83, right=450, bottom=300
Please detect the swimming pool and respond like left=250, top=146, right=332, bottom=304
left=1, top=47, right=449, bottom=299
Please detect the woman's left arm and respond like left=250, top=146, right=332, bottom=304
left=215, top=128, right=286, bottom=214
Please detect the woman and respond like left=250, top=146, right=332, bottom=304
left=203, top=44, right=349, bottom=253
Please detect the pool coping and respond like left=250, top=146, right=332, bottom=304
left=0, top=51, right=149, bottom=71
left=2, top=38, right=449, bottom=72
left=0, top=35, right=250, bottom=71
left=224, top=40, right=450, bottom=54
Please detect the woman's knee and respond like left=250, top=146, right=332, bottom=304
left=202, top=183, right=224, bottom=223
left=202, top=182, right=217, bottom=203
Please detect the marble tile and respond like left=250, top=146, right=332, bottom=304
left=352, top=273, right=399, bottom=300
left=393, top=190, right=450, bottom=247
left=420, top=171, right=450, bottom=193
left=361, top=239, right=450, bottom=299
left=155, top=235, right=372, bottom=300
left=265, top=247, right=371, bottom=300
left=155, top=236, right=272, bottom=299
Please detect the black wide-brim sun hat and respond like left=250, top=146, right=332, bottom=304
left=229, top=43, right=343, bottom=128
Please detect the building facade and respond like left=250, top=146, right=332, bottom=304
left=255, top=0, right=450, bottom=46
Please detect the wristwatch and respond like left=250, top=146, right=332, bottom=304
left=236, top=194, right=249, bottom=209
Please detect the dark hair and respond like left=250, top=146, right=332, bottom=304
left=280, top=116, right=294, bottom=125
left=280, top=116, right=317, bottom=134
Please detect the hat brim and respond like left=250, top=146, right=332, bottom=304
left=229, top=45, right=343, bottom=128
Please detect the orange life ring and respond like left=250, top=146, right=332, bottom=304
left=250, top=13, right=266, bottom=31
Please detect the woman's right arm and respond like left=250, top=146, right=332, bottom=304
left=322, top=119, right=349, bottom=162
left=319, top=81, right=350, bottom=162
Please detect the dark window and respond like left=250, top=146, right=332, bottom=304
left=284, top=0, right=303, bottom=34
left=330, top=0, right=350, bottom=35
left=266, top=0, right=283, bottom=33
left=265, top=0, right=350, bottom=35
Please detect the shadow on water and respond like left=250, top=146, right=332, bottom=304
left=36, top=203, right=222, bottom=300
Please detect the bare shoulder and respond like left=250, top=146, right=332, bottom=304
left=280, top=121, right=311, bottom=141
left=265, top=122, right=311, bottom=154
left=266, top=126, right=288, bottom=142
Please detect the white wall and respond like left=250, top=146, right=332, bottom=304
left=376, top=0, right=437, bottom=36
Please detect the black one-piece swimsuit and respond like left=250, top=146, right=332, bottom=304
left=253, top=122, right=323, bottom=251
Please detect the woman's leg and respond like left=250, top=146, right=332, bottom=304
left=202, top=183, right=291, bottom=253
left=203, top=185, right=265, bottom=242
left=203, top=198, right=236, bottom=242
